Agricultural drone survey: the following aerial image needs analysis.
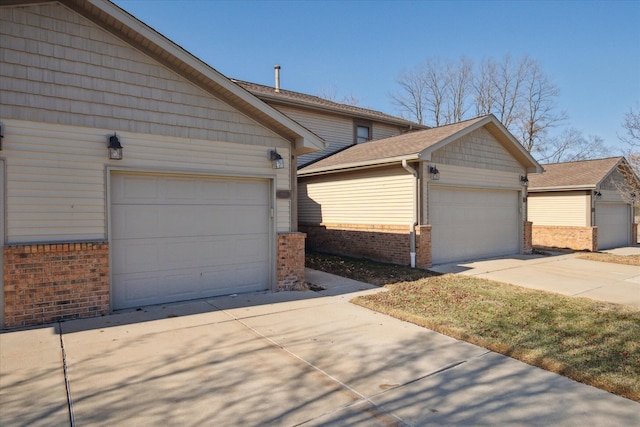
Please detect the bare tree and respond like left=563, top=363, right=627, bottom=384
left=445, top=57, right=473, bottom=123
left=474, top=58, right=497, bottom=116
left=536, top=128, right=611, bottom=163
left=316, top=85, right=361, bottom=106
left=423, top=58, right=449, bottom=127
left=392, top=54, right=565, bottom=156
left=390, top=67, right=428, bottom=125
left=518, top=60, right=567, bottom=152
left=620, top=103, right=640, bottom=148
left=391, top=58, right=450, bottom=126
left=620, top=103, right=640, bottom=176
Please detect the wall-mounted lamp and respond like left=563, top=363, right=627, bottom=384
left=594, top=190, right=602, bottom=201
left=429, top=165, right=440, bottom=181
left=0, top=122, right=4, bottom=151
left=520, top=175, right=529, bottom=187
left=269, top=149, right=284, bottom=169
left=107, top=133, right=123, bottom=160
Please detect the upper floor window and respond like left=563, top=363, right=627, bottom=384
left=355, top=122, right=372, bottom=144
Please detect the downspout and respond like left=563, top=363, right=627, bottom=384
left=402, top=160, right=418, bottom=268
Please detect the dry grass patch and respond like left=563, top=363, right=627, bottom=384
left=577, top=252, right=640, bottom=266
left=305, top=251, right=439, bottom=285
left=306, top=251, right=640, bottom=402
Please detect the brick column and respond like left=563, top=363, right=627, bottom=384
left=415, top=225, right=432, bottom=268
left=523, top=221, right=533, bottom=254
left=277, top=232, right=306, bottom=290
left=4, top=242, right=109, bottom=328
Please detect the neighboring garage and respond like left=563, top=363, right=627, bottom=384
left=430, top=187, right=520, bottom=264
left=595, top=203, right=632, bottom=250
left=110, top=173, right=271, bottom=310
left=0, top=1, right=324, bottom=328
left=528, top=157, right=639, bottom=252
left=299, top=115, right=541, bottom=268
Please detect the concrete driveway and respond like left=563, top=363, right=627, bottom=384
left=1, top=269, right=639, bottom=426
left=430, top=246, right=640, bottom=308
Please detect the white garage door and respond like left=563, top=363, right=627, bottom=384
left=111, top=173, right=271, bottom=310
left=596, top=203, right=630, bottom=250
left=430, top=187, right=520, bottom=264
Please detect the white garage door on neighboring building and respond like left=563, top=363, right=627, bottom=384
left=111, top=172, right=271, bottom=310
left=430, top=187, right=520, bottom=264
left=596, top=203, right=630, bottom=250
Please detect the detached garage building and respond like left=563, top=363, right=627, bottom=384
left=528, top=157, right=639, bottom=251
left=0, top=0, right=323, bottom=328
left=299, top=115, right=542, bottom=267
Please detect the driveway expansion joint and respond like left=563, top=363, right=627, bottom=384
left=58, top=322, right=75, bottom=427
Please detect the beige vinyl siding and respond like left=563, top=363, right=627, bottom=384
left=431, top=127, right=523, bottom=173
left=3, top=119, right=291, bottom=243
left=425, top=163, right=522, bottom=189
left=275, top=106, right=354, bottom=167
left=299, top=166, right=414, bottom=225
left=0, top=3, right=283, bottom=146
left=277, top=106, right=406, bottom=167
left=372, top=123, right=405, bottom=140
left=528, top=192, right=590, bottom=226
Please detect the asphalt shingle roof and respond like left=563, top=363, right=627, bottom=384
left=299, top=116, right=490, bottom=174
left=528, top=157, right=624, bottom=189
left=233, top=79, right=425, bottom=128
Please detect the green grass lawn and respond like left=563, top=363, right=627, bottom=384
left=306, top=251, right=640, bottom=402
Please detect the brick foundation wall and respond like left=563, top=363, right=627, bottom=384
left=523, top=221, right=533, bottom=254
left=3, top=242, right=109, bottom=328
left=300, top=223, right=416, bottom=266
left=532, top=225, right=597, bottom=252
left=277, top=232, right=306, bottom=290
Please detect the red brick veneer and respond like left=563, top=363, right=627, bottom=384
left=532, top=225, right=597, bottom=252
left=3, top=242, right=109, bottom=328
left=523, top=221, right=533, bottom=254
left=300, top=223, right=433, bottom=268
left=277, top=232, right=306, bottom=289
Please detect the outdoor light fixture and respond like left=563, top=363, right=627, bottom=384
left=520, top=175, right=529, bottom=187
left=429, top=165, right=440, bottom=180
left=269, top=149, right=284, bottom=169
left=0, top=122, right=3, bottom=151
left=107, top=133, right=123, bottom=160
left=594, top=190, right=602, bottom=200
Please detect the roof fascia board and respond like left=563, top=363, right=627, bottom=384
left=298, top=155, right=420, bottom=176
left=528, top=185, right=595, bottom=192
left=61, top=0, right=324, bottom=153
left=254, top=93, right=423, bottom=128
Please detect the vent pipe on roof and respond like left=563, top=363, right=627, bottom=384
left=274, top=65, right=281, bottom=92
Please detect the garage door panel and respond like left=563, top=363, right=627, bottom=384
left=111, top=173, right=271, bottom=310
left=596, top=203, right=629, bottom=249
left=431, top=187, right=519, bottom=264
left=112, top=205, right=268, bottom=239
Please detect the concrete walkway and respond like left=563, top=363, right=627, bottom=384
left=430, top=246, right=640, bottom=308
left=1, top=269, right=639, bottom=426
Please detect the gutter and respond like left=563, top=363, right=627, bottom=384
left=402, top=160, right=418, bottom=268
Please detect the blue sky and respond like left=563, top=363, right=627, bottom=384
left=113, top=0, right=639, bottom=154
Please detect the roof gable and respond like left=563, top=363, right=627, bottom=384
left=23, top=0, right=324, bottom=154
left=528, top=157, right=633, bottom=190
left=299, top=115, right=541, bottom=175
